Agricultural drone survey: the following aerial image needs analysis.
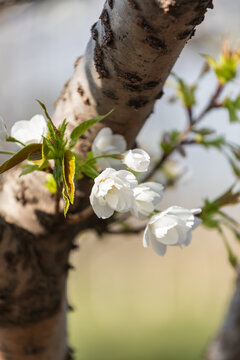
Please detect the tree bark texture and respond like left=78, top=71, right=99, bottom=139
left=204, top=270, right=240, bottom=360
left=0, top=1, right=213, bottom=359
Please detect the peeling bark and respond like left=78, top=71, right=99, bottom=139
left=0, top=0, right=212, bottom=358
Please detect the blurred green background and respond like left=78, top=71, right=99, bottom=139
left=0, top=0, right=240, bottom=359
left=68, top=227, right=236, bottom=360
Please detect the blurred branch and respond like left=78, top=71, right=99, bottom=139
left=0, top=0, right=34, bottom=9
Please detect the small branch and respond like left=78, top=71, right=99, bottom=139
left=186, top=106, right=194, bottom=126
left=55, top=185, right=62, bottom=216
left=67, top=206, right=94, bottom=225
left=194, top=82, right=223, bottom=124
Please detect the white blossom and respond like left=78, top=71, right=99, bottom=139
left=11, top=114, right=48, bottom=146
left=90, top=168, right=137, bottom=219
left=131, top=182, right=164, bottom=219
left=92, top=127, right=126, bottom=169
left=143, top=206, right=201, bottom=256
left=0, top=117, right=8, bottom=145
left=122, top=149, right=150, bottom=172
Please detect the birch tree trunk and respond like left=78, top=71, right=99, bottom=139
left=0, top=1, right=213, bottom=359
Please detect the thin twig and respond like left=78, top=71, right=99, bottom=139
left=142, top=83, right=224, bottom=182
left=194, top=82, right=223, bottom=124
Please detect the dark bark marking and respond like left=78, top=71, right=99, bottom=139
left=100, top=9, right=114, bottom=47
left=123, top=79, right=160, bottom=92
left=94, top=43, right=109, bottom=79
left=15, top=181, right=38, bottom=206
left=145, top=36, right=167, bottom=53
left=67, top=303, right=74, bottom=312
left=102, top=89, right=119, bottom=100
left=123, top=83, right=142, bottom=92
left=107, top=0, right=114, bottom=10
left=195, top=0, right=213, bottom=12
left=24, top=345, right=45, bottom=355
left=136, top=16, right=153, bottom=33
left=144, top=80, right=160, bottom=89
left=4, top=251, right=19, bottom=269
left=77, top=85, right=84, bottom=97
left=187, top=15, right=205, bottom=26
left=64, top=263, right=75, bottom=273
left=65, top=347, right=75, bottom=360
left=113, top=63, right=142, bottom=83
left=127, top=97, right=149, bottom=109
left=91, top=22, right=98, bottom=41
left=83, top=98, right=90, bottom=105
left=177, top=29, right=193, bottom=40
left=190, top=29, right=196, bottom=39
left=155, top=89, right=164, bottom=100
left=207, top=0, right=214, bottom=9
left=127, top=0, right=140, bottom=11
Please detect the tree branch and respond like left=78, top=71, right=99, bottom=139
left=205, top=269, right=240, bottom=360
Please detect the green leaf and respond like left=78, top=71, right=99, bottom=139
left=198, top=136, right=225, bottom=150
left=81, top=163, right=99, bottom=179
left=203, top=51, right=240, bottom=84
left=191, top=128, right=215, bottom=136
left=171, top=74, right=196, bottom=107
left=223, top=95, right=240, bottom=122
left=58, top=119, right=68, bottom=138
left=19, top=164, right=39, bottom=176
left=37, top=100, right=52, bottom=122
left=0, top=143, right=42, bottom=174
left=73, top=153, right=84, bottom=180
left=62, top=187, right=70, bottom=217
left=53, top=160, right=62, bottom=185
left=37, top=100, right=59, bottom=137
left=160, top=130, right=180, bottom=154
left=218, top=227, right=238, bottom=269
left=69, top=110, right=114, bottom=148
left=229, top=158, right=240, bottom=177
left=45, top=174, right=57, bottom=194
left=0, top=151, right=15, bottom=155
left=62, top=150, right=75, bottom=204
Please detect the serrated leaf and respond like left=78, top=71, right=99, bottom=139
left=0, top=143, right=42, bottom=174
left=69, top=110, right=114, bottom=148
left=45, top=174, right=57, bottom=194
left=62, top=150, right=75, bottom=204
left=62, top=187, right=70, bottom=217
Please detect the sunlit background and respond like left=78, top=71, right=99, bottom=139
left=0, top=1, right=240, bottom=359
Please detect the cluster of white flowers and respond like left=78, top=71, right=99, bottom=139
left=90, top=127, right=201, bottom=256
left=0, top=116, right=201, bottom=257
left=0, top=114, right=47, bottom=147
left=92, top=127, right=150, bottom=172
